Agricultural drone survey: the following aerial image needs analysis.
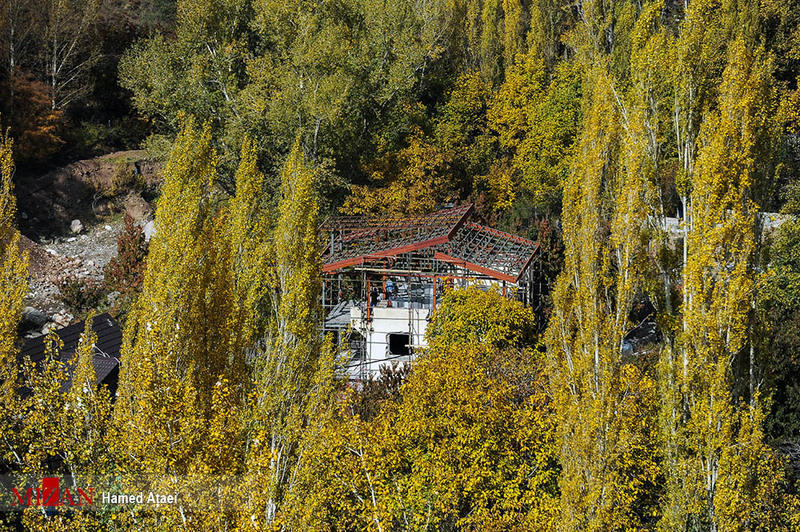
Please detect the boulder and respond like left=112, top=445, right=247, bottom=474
left=70, top=219, right=84, bottom=234
left=53, top=313, right=71, bottom=327
left=20, top=307, right=49, bottom=332
left=142, top=220, right=156, bottom=242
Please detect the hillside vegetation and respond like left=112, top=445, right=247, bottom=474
left=2, top=0, right=800, bottom=530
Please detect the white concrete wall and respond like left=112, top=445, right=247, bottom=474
left=346, top=306, right=430, bottom=378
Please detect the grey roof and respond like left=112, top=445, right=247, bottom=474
left=19, top=313, right=122, bottom=393
left=324, top=300, right=358, bottom=329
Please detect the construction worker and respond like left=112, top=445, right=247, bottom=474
left=370, top=287, right=379, bottom=307
left=385, top=277, right=395, bottom=300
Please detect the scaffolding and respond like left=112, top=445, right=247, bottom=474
left=320, top=204, right=474, bottom=272
left=319, top=204, right=545, bottom=378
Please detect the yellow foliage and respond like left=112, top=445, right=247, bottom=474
left=659, top=36, right=792, bottom=531
left=240, top=139, right=329, bottom=529
left=0, top=130, right=28, bottom=389
left=0, top=130, right=30, bottom=491
left=545, top=57, right=663, bottom=530
left=282, top=341, right=558, bottom=531
left=112, top=115, right=222, bottom=476
left=426, top=285, right=536, bottom=349
left=342, top=130, right=452, bottom=216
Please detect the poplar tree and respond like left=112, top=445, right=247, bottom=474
left=18, top=322, right=113, bottom=530
left=111, top=117, right=240, bottom=494
left=0, top=129, right=26, bottom=369
left=112, top=118, right=303, bottom=528
left=544, top=2, right=666, bottom=528
left=241, top=140, right=330, bottom=528
left=545, top=62, right=662, bottom=530
left=0, top=130, right=28, bottom=472
left=111, top=116, right=263, bottom=529
left=226, top=136, right=272, bottom=353
left=63, top=321, right=112, bottom=478
left=658, top=37, right=790, bottom=530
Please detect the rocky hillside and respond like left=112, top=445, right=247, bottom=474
left=17, top=151, right=161, bottom=337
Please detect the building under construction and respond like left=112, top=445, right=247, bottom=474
left=320, top=204, right=544, bottom=379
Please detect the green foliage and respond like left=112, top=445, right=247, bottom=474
left=67, top=119, right=150, bottom=159
left=141, top=133, right=174, bottom=162
left=58, top=277, right=106, bottom=314
left=435, top=71, right=498, bottom=187
left=120, top=0, right=456, bottom=189
left=117, top=0, right=562, bottom=196
left=490, top=53, right=582, bottom=211
left=761, top=219, right=800, bottom=444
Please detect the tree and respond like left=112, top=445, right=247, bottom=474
left=0, top=129, right=28, bottom=477
left=225, top=135, right=273, bottom=354
left=489, top=52, right=582, bottom=212
left=111, top=117, right=283, bottom=529
left=281, top=287, right=558, bottom=531
left=0, top=0, right=39, bottom=82
left=1, top=72, right=66, bottom=162
left=240, top=139, right=330, bottom=527
left=111, top=117, right=241, bottom=527
left=761, top=217, right=800, bottom=443
left=542, top=3, right=672, bottom=527
left=342, top=69, right=503, bottom=216
left=527, top=0, right=574, bottom=67
left=435, top=71, right=498, bottom=198
left=120, top=0, right=458, bottom=190
left=41, top=0, right=102, bottom=110
left=104, top=213, right=148, bottom=306
left=16, top=322, right=112, bottom=506
left=342, top=127, right=454, bottom=216
left=658, top=37, right=794, bottom=530
left=545, top=63, right=663, bottom=530
left=426, top=285, right=537, bottom=349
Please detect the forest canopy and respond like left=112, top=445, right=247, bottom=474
left=2, top=0, right=800, bottom=530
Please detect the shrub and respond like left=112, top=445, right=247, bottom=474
left=142, top=133, right=172, bottom=161
left=105, top=214, right=148, bottom=296
left=351, top=361, right=411, bottom=420
left=111, top=158, right=145, bottom=196
left=58, top=277, right=106, bottom=313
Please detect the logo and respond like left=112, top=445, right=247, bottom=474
left=1, top=474, right=212, bottom=512
left=10, top=477, right=94, bottom=507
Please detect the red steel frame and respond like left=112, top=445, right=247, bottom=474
left=321, top=204, right=474, bottom=272
left=434, top=222, right=540, bottom=283
left=320, top=204, right=539, bottom=283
